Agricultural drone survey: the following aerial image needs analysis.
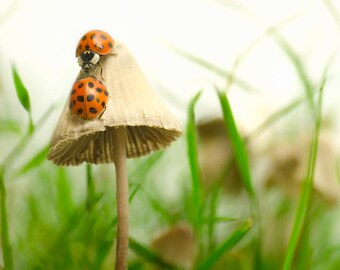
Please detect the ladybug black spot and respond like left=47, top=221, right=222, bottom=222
left=101, top=101, right=106, bottom=107
left=73, top=100, right=76, bottom=105
left=104, top=90, right=109, bottom=97
left=90, top=34, right=96, bottom=39
left=77, top=96, right=84, bottom=102
left=88, top=82, right=94, bottom=88
left=100, top=34, right=108, bottom=40
left=78, top=83, right=84, bottom=88
left=81, top=35, right=86, bottom=41
left=87, top=94, right=95, bottom=102
left=108, top=42, right=113, bottom=48
left=85, top=44, right=90, bottom=50
left=77, top=108, right=83, bottom=114
left=71, top=89, right=76, bottom=95
left=89, top=107, right=98, bottom=114
left=96, top=87, right=102, bottom=93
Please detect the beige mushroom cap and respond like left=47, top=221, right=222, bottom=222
left=48, top=42, right=182, bottom=166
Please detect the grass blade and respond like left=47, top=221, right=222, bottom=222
left=16, top=144, right=49, bottom=176
left=283, top=72, right=326, bottom=270
left=12, top=65, right=31, bottom=113
left=12, top=65, right=34, bottom=133
left=216, top=89, right=254, bottom=197
left=324, top=0, right=340, bottom=29
left=0, top=119, right=22, bottom=134
left=56, top=168, right=73, bottom=218
left=246, top=95, right=307, bottom=140
left=202, top=216, right=237, bottom=224
left=186, top=90, right=203, bottom=228
left=272, top=35, right=316, bottom=119
left=129, top=237, right=176, bottom=269
left=4, top=102, right=57, bottom=168
left=216, top=89, right=262, bottom=267
left=0, top=166, right=14, bottom=270
left=86, top=164, right=95, bottom=211
left=196, top=219, right=253, bottom=270
left=170, top=46, right=258, bottom=93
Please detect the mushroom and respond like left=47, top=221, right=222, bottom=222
left=48, top=41, right=182, bottom=269
left=152, top=223, right=195, bottom=269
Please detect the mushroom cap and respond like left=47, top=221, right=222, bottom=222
left=48, top=42, right=182, bottom=166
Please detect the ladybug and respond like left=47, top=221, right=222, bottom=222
left=76, top=30, right=115, bottom=70
left=69, top=76, right=109, bottom=120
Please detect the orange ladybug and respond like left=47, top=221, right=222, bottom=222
left=69, top=76, right=109, bottom=120
left=76, top=30, right=115, bottom=70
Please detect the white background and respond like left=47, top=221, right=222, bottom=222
left=0, top=0, right=340, bottom=140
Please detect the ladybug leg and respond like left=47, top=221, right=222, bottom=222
left=98, top=105, right=107, bottom=119
left=98, top=61, right=105, bottom=81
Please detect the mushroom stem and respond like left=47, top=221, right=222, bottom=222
left=112, top=126, right=129, bottom=270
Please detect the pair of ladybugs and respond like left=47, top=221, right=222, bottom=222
left=69, top=30, right=115, bottom=120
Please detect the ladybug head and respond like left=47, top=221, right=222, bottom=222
left=77, top=50, right=100, bottom=70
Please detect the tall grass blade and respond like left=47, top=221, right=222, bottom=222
left=86, top=164, right=95, bottom=210
left=217, top=89, right=262, bottom=267
left=56, top=168, right=73, bottom=218
left=272, top=35, right=316, bottom=118
left=247, top=95, right=307, bottom=140
left=324, top=0, right=340, bottom=28
left=196, top=219, right=253, bottom=270
left=130, top=151, right=164, bottom=179
left=186, top=90, right=203, bottom=228
left=216, top=89, right=254, bottom=197
left=169, top=46, right=258, bottom=93
left=283, top=73, right=326, bottom=270
left=0, top=166, right=14, bottom=270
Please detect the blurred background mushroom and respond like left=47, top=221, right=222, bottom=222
left=151, top=223, right=195, bottom=269
left=197, top=118, right=243, bottom=193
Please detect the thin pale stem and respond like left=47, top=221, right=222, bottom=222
left=112, top=127, right=129, bottom=270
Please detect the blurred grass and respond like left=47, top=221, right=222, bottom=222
left=186, top=90, right=203, bottom=231
left=168, top=46, right=259, bottom=93
left=272, top=34, right=317, bottom=119
left=196, top=219, right=253, bottom=270
left=283, top=68, right=327, bottom=270
left=216, top=89, right=254, bottom=198
left=0, top=166, right=14, bottom=270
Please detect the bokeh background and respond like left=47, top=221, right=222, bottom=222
left=1, top=0, right=340, bottom=269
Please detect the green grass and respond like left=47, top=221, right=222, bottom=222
left=1, top=6, right=340, bottom=270
left=283, top=68, right=327, bottom=270
left=196, top=219, right=253, bottom=270
left=0, top=165, right=14, bottom=270
left=186, top=90, right=203, bottom=230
